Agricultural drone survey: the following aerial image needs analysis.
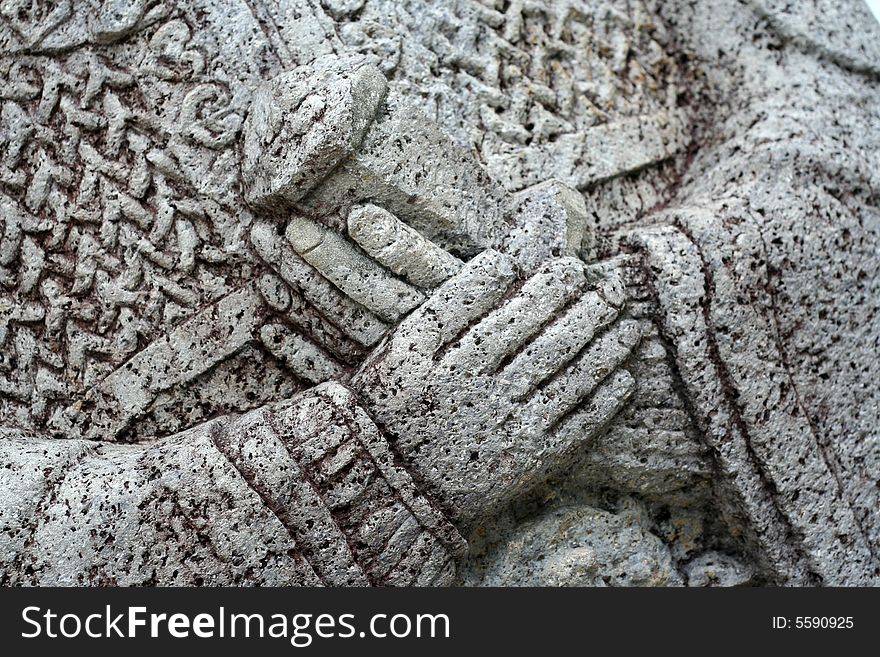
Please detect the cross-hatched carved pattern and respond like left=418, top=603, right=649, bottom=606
left=0, top=7, right=273, bottom=437
left=0, top=0, right=685, bottom=440
left=335, top=0, right=682, bottom=186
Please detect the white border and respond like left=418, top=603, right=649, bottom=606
left=866, top=0, right=880, bottom=24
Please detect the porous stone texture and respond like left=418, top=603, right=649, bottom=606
left=470, top=503, right=684, bottom=587
left=1, top=0, right=879, bottom=586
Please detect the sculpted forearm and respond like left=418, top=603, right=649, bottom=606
left=1, top=384, right=464, bottom=586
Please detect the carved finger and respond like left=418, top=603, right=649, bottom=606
left=524, top=318, right=642, bottom=430
left=508, top=369, right=636, bottom=490
left=352, top=250, right=517, bottom=387
left=437, top=257, right=586, bottom=375
left=584, top=258, right=627, bottom=309
left=347, top=203, right=463, bottom=289
left=500, top=290, right=620, bottom=398
left=251, top=221, right=389, bottom=347
left=257, top=273, right=370, bottom=364
left=494, top=369, right=636, bottom=506
left=259, top=323, right=347, bottom=384
left=286, top=215, right=425, bottom=323
left=548, top=368, right=636, bottom=461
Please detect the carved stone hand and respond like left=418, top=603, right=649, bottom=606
left=353, top=250, right=640, bottom=529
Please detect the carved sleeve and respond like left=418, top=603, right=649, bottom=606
left=0, top=382, right=465, bottom=586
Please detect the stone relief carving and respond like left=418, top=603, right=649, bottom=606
left=1, top=0, right=878, bottom=586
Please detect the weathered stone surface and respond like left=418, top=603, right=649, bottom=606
left=352, top=252, right=639, bottom=530
left=684, top=552, right=756, bottom=587
left=241, top=56, right=389, bottom=211
left=471, top=504, right=682, bottom=587
left=1, top=0, right=878, bottom=587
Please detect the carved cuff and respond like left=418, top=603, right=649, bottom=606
left=217, top=382, right=467, bottom=586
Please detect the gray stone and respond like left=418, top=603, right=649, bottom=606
left=684, top=552, right=756, bottom=587
left=474, top=504, right=682, bottom=587
left=352, top=252, right=640, bottom=530
left=241, top=56, right=389, bottom=211
left=0, top=0, right=878, bottom=587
